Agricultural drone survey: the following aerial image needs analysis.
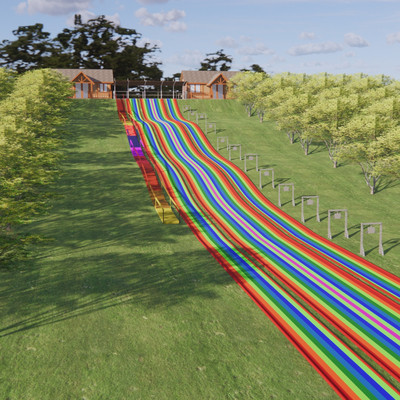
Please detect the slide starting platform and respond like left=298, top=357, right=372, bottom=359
left=117, top=99, right=179, bottom=224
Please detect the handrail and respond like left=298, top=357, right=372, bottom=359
left=119, top=111, right=126, bottom=123
left=134, top=142, right=169, bottom=223
left=139, top=139, right=182, bottom=223
left=126, top=99, right=181, bottom=223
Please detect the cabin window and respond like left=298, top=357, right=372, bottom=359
left=75, top=83, right=82, bottom=98
left=100, top=83, right=108, bottom=92
left=190, top=84, right=201, bottom=93
left=212, top=84, right=224, bottom=99
left=82, top=83, right=89, bottom=99
left=218, top=84, right=223, bottom=99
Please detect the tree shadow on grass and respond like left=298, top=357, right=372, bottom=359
left=281, top=135, right=299, bottom=145
left=0, top=99, right=241, bottom=336
left=0, top=246, right=233, bottom=338
left=307, top=143, right=327, bottom=156
left=375, top=177, right=400, bottom=194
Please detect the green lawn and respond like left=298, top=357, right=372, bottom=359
left=0, top=100, right=340, bottom=400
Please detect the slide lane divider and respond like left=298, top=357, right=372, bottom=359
left=126, top=97, right=398, bottom=398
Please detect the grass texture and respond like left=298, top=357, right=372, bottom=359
left=3, top=98, right=397, bottom=399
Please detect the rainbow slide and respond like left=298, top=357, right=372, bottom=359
left=123, top=98, right=400, bottom=399
left=117, top=99, right=179, bottom=224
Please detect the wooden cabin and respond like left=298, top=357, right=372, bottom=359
left=53, top=69, right=114, bottom=99
left=180, top=70, right=239, bottom=99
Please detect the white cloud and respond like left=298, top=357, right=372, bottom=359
left=344, top=33, right=369, bottom=47
left=287, top=41, right=343, bottom=56
left=135, top=7, right=186, bottom=31
left=344, top=51, right=355, bottom=57
left=241, top=56, right=255, bottom=63
left=215, top=36, right=239, bottom=48
left=66, top=11, right=120, bottom=27
left=386, top=30, right=400, bottom=44
left=354, top=60, right=369, bottom=68
left=300, top=61, right=324, bottom=67
left=333, top=61, right=351, bottom=69
left=165, top=21, right=187, bottom=32
left=137, top=37, right=163, bottom=48
left=137, top=0, right=170, bottom=3
left=236, top=43, right=275, bottom=55
left=165, top=50, right=203, bottom=67
left=299, top=31, right=315, bottom=40
left=239, top=35, right=252, bottom=43
left=17, top=0, right=92, bottom=16
left=16, top=2, right=27, bottom=14
left=269, top=55, right=285, bottom=63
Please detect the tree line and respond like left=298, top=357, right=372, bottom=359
left=0, top=14, right=255, bottom=81
left=0, top=68, right=72, bottom=268
left=228, top=71, right=400, bottom=194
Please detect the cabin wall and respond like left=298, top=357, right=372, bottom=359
left=72, top=82, right=112, bottom=99
left=185, top=82, right=230, bottom=99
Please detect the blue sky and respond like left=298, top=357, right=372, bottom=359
left=2, top=0, right=400, bottom=79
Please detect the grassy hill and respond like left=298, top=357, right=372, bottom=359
left=2, top=98, right=399, bottom=399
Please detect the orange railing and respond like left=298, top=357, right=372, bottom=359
left=91, top=92, right=113, bottom=99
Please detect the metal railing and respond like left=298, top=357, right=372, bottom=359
left=186, top=92, right=212, bottom=100
left=114, top=90, right=183, bottom=99
left=91, top=92, right=113, bottom=99
left=139, top=141, right=182, bottom=224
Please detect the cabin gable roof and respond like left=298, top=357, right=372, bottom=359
left=205, top=72, right=228, bottom=87
left=53, top=69, right=114, bottom=83
left=180, top=70, right=238, bottom=84
left=72, top=71, right=94, bottom=83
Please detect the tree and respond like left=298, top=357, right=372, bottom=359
left=0, top=69, right=72, bottom=268
left=199, top=49, right=232, bottom=71
left=263, top=73, right=311, bottom=146
left=0, top=68, right=17, bottom=101
left=0, top=24, right=62, bottom=73
left=240, top=64, right=265, bottom=73
left=303, top=89, right=359, bottom=167
left=0, top=15, right=163, bottom=80
left=274, top=88, right=315, bottom=154
left=228, top=71, right=266, bottom=117
left=253, top=75, right=274, bottom=122
left=334, top=110, right=399, bottom=194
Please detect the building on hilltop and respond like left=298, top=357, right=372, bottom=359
left=180, top=70, right=239, bottom=99
left=52, top=69, right=114, bottom=99
left=53, top=69, right=239, bottom=100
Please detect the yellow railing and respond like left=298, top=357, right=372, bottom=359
left=141, top=145, right=182, bottom=224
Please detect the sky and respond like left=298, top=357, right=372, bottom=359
left=2, top=0, right=400, bottom=79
